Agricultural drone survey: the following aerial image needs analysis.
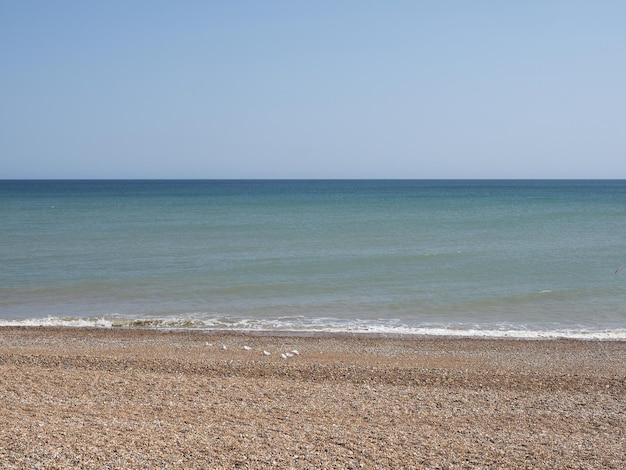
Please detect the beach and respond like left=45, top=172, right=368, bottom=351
left=0, top=327, right=624, bottom=468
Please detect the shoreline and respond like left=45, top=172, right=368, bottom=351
left=1, top=326, right=624, bottom=468
left=2, top=319, right=626, bottom=341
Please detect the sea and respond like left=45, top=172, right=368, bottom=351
left=2, top=180, right=626, bottom=339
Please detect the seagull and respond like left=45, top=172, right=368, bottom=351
left=243, top=345, right=251, bottom=351
left=615, top=265, right=623, bottom=275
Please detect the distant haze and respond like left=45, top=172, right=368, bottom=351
left=1, top=1, right=625, bottom=179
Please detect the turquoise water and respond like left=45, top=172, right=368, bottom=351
left=2, top=180, right=626, bottom=338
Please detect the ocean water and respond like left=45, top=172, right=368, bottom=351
left=2, top=180, right=626, bottom=339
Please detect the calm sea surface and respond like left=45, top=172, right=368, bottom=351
left=2, top=180, right=626, bottom=338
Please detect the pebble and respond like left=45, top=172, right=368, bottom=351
left=1, top=328, right=623, bottom=469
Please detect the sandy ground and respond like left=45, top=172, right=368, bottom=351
left=0, top=327, right=624, bottom=469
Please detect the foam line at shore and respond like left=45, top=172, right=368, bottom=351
left=1, top=316, right=625, bottom=340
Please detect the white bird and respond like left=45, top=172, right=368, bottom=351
left=243, top=345, right=251, bottom=351
left=291, top=350, right=300, bottom=356
left=263, top=350, right=271, bottom=356
left=280, top=353, right=288, bottom=359
left=221, top=344, right=227, bottom=350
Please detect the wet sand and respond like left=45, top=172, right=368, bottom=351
left=0, top=327, right=624, bottom=468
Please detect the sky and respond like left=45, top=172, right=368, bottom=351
left=1, top=1, right=625, bottom=179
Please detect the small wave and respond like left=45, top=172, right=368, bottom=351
left=1, top=315, right=625, bottom=340
left=0, top=316, right=112, bottom=328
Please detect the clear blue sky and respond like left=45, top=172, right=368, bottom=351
left=1, top=1, right=625, bottom=179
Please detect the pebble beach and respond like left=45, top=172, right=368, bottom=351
left=1, top=327, right=624, bottom=469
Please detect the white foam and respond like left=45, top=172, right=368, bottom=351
left=0, top=316, right=112, bottom=328
left=1, top=315, right=625, bottom=340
